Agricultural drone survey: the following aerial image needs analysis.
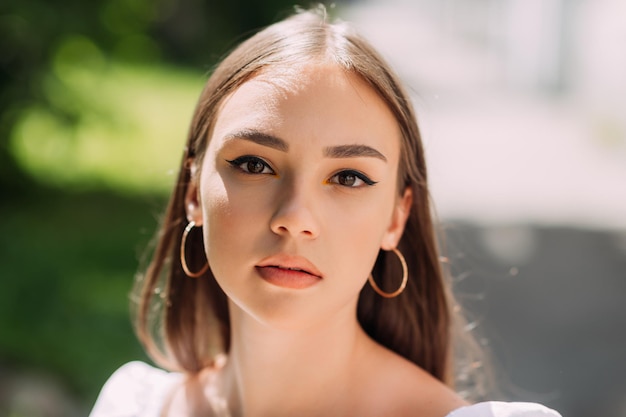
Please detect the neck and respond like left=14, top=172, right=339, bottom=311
left=218, top=299, right=372, bottom=417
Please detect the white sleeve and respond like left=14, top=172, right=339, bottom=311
left=446, top=401, right=562, bottom=417
left=88, top=361, right=180, bottom=417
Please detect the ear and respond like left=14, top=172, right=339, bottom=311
left=380, top=186, right=413, bottom=250
left=184, top=159, right=204, bottom=226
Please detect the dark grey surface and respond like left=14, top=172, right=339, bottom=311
left=446, top=223, right=626, bottom=417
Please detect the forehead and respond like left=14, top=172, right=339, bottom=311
left=210, top=63, right=402, bottom=158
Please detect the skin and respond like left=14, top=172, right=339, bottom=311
left=178, top=63, right=467, bottom=417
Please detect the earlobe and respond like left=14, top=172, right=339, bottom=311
left=381, top=186, right=413, bottom=250
left=184, top=161, right=204, bottom=226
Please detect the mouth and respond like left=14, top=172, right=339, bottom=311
left=265, top=265, right=316, bottom=275
left=256, top=254, right=322, bottom=277
left=256, top=254, right=323, bottom=289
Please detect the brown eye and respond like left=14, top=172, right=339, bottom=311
left=338, top=173, right=356, bottom=186
left=328, top=170, right=377, bottom=188
left=226, top=156, right=274, bottom=175
left=247, top=160, right=265, bottom=173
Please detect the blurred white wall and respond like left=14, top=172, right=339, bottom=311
left=345, top=0, right=626, bottom=230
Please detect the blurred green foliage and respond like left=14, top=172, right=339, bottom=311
left=11, top=62, right=202, bottom=193
left=0, top=0, right=337, bottom=413
left=0, top=190, right=157, bottom=409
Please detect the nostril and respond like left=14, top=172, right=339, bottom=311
left=271, top=221, right=318, bottom=239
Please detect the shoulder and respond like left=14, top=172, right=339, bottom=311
left=357, top=342, right=467, bottom=416
left=89, top=361, right=183, bottom=417
left=445, top=401, right=562, bottom=417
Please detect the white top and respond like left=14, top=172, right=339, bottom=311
left=89, top=362, right=562, bottom=417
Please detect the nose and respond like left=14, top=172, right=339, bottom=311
left=269, top=183, right=320, bottom=239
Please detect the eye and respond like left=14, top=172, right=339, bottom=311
left=226, top=156, right=274, bottom=175
left=328, top=170, right=377, bottom=188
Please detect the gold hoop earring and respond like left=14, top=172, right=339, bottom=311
left=180, top=221, right=209, bottom=278
left=368, top=248, right=408, bottom=298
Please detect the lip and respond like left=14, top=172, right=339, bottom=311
left=256, top=254, right=323, bottom=289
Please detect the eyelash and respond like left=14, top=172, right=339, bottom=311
left=226, top=156, right=275, bottom=175
left=327, top=170, right=377, bottom=187
left=225, top=156, right=377, bottom=188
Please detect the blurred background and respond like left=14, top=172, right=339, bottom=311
left=1, top=0, right=624, bottom=416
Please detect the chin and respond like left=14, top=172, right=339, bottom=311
left=227, top=288, right=354, bottom=333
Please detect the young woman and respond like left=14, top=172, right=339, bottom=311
left=90, top=8, right=561, bottom=417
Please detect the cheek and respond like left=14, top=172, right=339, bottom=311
left=199, top=172, right=271, bottom=269
left=328, top=187, right=396, bottom=238
left=200, top=173, right=242, bottom=264
left=322, top=189, right=396, bottom=276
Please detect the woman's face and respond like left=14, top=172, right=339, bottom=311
left=186, top=63, right=412, bottom=329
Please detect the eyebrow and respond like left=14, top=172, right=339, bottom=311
left=323, top=144, right=387, bottom=162
left=223, top=129, right=387, bottom=162
left=223, top=129, right=289, bottom=152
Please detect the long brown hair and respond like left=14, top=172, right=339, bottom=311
left=133, top=6, right=483, bottom=394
